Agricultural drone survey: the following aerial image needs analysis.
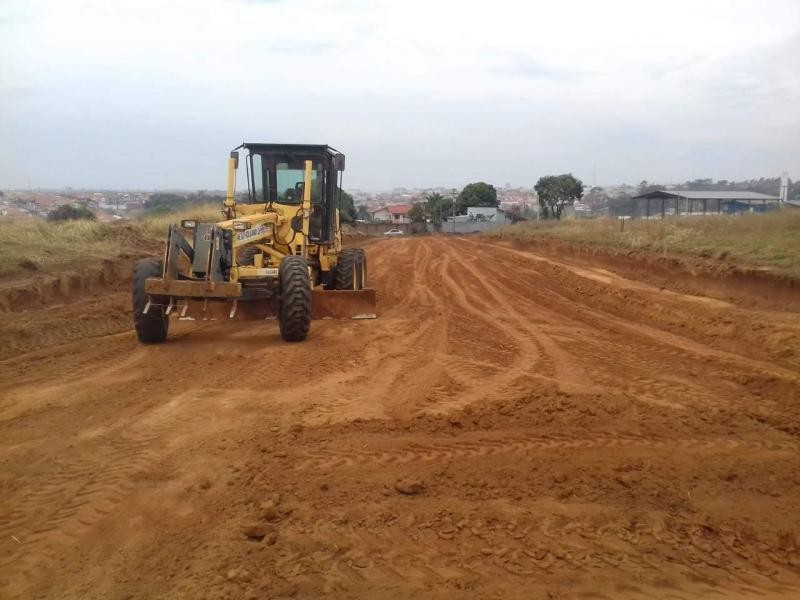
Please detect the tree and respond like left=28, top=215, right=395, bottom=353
left=356, top=204, right=370, bottom=222
left=408, top=202, right=427, bottom=224
left=338, top=189, right=357, bottom=223
left=145, top=191, right=225, bottom=215
left=534, top=174, right=584, bottom=220
left=424, top=192, right=444, bottom=213
left=47, top=204, right=96, bottom=222
left=607, top=193, right=636, bottom=218
left=638, top=180, right=662, bottom=196
left=145, top=192, right=188, bottom=214
left=424, top=192, right=447, bottom=231
left=507, top=204, right=525, bottom=223
left=456, top=182, right=497, bottom=214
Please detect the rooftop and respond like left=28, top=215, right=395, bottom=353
left=369, top=204, right=412, bottom=215
left=633, top=189, right=780, bottom=201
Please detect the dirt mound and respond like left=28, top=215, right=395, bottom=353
left=0, top=256, right=149, bottom=314
left=1, top=236, right=799, bottom=599
left=0, top=256, right=152, bottom=359
left=498, top=237, right=800, bottom=312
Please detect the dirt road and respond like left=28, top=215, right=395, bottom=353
left=1, top=236, right=799, bottom=599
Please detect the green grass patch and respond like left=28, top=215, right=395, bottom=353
left=485, top=210, right=800, bottom=279
left=0, top=205, right=221, bottom=279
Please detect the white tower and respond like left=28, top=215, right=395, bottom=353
left=780, top=171, right=789, bottom=203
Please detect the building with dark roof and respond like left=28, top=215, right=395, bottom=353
left=631, top=189, right=781, bottom=218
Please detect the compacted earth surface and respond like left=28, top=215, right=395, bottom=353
left=1, top=236, right=799, bottom=599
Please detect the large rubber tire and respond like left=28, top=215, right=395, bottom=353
left=354, top=249, right=367, bottom=287
left=132, top=258, right=169, bottom=344
left=335, top=249, right=359, bottom=290
left=278, top=255, right=311, bottom=342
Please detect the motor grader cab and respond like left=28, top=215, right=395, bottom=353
left=132, top=143, right=374, bottom=343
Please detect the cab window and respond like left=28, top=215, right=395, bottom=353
left=274, top=162, right=320, bottom=205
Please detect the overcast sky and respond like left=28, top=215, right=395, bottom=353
left=1, top=0, right=799, bottom=191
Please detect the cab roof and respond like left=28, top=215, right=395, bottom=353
left=237, top=143, right=342, bottom=157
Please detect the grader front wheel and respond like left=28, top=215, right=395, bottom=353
left=278, top=255, right=312, bottom=342
left=132, top=258, right=169, bottom=344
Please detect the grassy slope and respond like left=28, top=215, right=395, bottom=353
left=485, top=210, right=800, bottom=279
left=0, top=205, right=221, bottom=279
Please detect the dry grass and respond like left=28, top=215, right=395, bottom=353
left=485, top=209, right=800, bottom=278
left=0, top=205, right=220, bottom=279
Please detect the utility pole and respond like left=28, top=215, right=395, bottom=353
left=451, top=188, right=457, bottom=233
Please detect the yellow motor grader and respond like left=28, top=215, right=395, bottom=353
left=132, top=143, right=374, bottom=342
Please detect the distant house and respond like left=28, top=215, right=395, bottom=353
left=369, top=204, right=412, bottom=224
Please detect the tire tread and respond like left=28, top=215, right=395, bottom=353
left=279, top=256, right=312, bottom=342
left=132, top=258, right=169, bottom=344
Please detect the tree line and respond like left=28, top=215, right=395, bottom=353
left=397, top=175, right=585, bottom=227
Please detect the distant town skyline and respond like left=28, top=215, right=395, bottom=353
left=2, top=0, right=799, bottom=190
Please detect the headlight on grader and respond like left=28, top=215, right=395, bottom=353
left=181, top=219, right=197, bottom=229
left=232, top=221, right=251, bottom=231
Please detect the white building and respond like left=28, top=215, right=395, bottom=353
left=369, top=204, right=412, bottom=224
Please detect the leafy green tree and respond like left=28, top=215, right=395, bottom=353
left=356, top=204, right=370, bottom=221
left=338, top=189, right=357, bottom=223
left=47, top=204, right=96, bottom=222
left=424, top=192, right=446, bottom=230
left=145, top=191, right=224, bottom=215
left=456, top=182, right=497, bottom=214
left=145, top=193, right=188, bottom=214
left=534, top=174, right=584, bottom=220
left=607, top=193, right=636, bottom=218
left=408, top=202, right=427, bottom=223
left=507, top=204, right=525, bottom=223
left=425, top=192, right=444, bottom=208
left=638, top=180, right=662, bottom=195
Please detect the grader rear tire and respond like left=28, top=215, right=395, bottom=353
left=336, top=249, right=366, bottom=290
left=278, top=255, right=311, bottom=342
left=132, top=258, right=169, bottom=344
left=336, top=249, right=358, bottom=290
left=355, top=249, right=367, bottom=287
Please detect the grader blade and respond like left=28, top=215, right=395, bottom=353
left=167, top=288, right=377, bottom=321
left=312, top=288, right=377, bottom=320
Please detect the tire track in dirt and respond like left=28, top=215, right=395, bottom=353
left=294, top=433, right=797, bottom=471
left=433, top=238, right=597, bottom=393
left=448, top=238, right=800, bottom=416
left=419, top=243, right=557, bottom=414
left=2, top=236, right=800, bottom=599
left=470, top=239, right=800, bottom=380
left=0, top=345, right=238, bottom=597
left=268, top=504, right=800, bottom=600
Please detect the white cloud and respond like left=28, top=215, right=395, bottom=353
left=1, top=0, right=798, bottom=189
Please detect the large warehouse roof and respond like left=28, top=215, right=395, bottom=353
left=633, top=189, right=780, bottom=201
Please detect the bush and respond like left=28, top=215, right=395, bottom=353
left=145, top=191, right=224, bottom=214
left=47, top=204, right=97, bottom=222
